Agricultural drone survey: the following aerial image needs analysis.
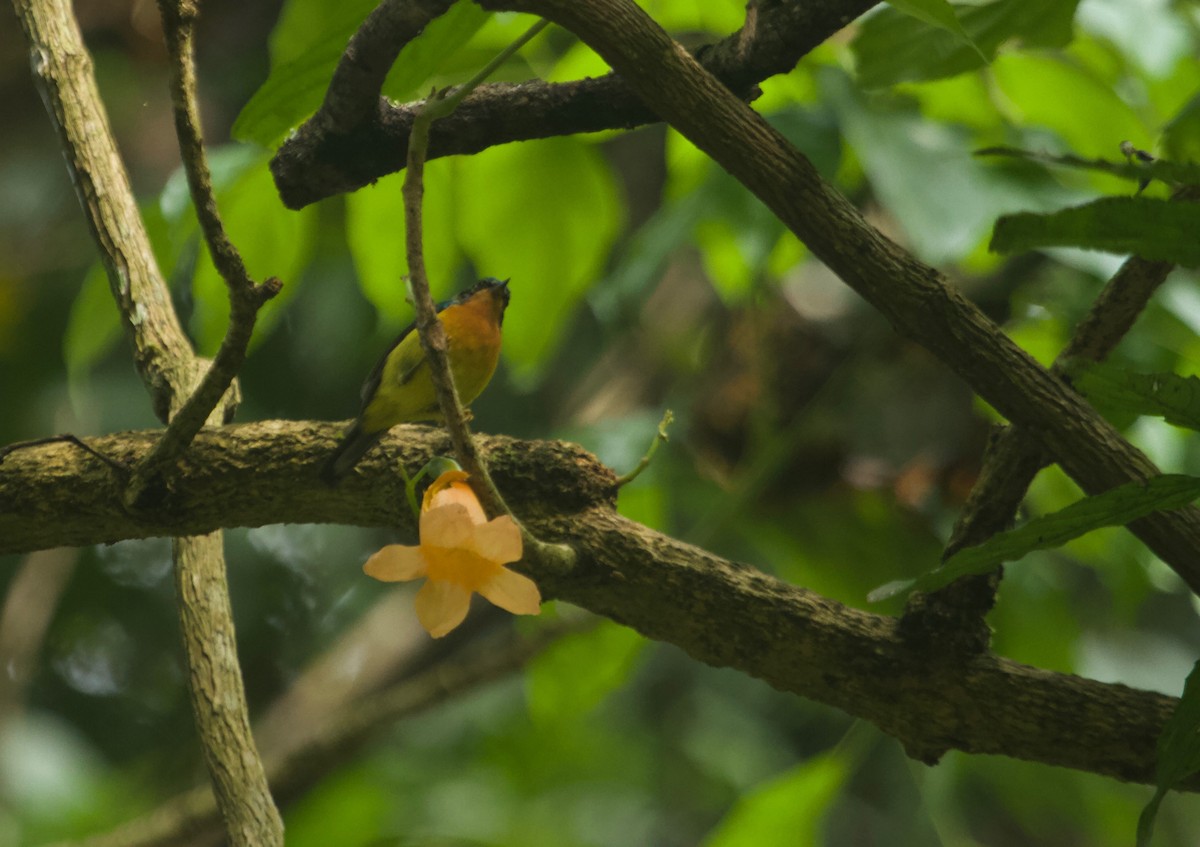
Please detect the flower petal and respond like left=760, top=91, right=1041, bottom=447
left=478, top=567, right=542, bottom=616
left=414, top=578, right=472, bottom=638
left=423, top=471, right=487, bottom=524
left=363, top=545, right=427, bottom=582
left=420, top=503, right=475, bottom=549
left=422, top=470, right=471, bottom=511
left=472, top=516, right=523, bottom=564
left=433, top=482, right=488, bottom=524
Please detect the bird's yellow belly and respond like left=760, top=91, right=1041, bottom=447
left=361, top=333, right=500, bottom=432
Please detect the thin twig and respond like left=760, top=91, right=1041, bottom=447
left=127, top=0, right=283, bottom=506
left=400, top=19, right=551, bottom=510
left=400, top=19, right=576, bottom=573
left=615, top=410, right=674, bottom=487
left=0, top=434, right=127, bottom=477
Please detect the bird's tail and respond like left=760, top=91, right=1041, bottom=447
left=321, top=422, right=383, bottom=485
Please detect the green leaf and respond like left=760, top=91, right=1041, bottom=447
left=526, top=621, right=645, bottom=726
left=1068, top=362, right=1200, bottom=431
left=232, top=1, right=486, bottom=147
left=344, top=162, right=461, bottom=328
left=456, top=139, right=622, bottom=381
left=853, top=0, right=1081, bottom=88
left=869, top=474, right=1200, bottom=601
left=230, top=0, right=377, bottom=146
left=990, top=52, right=1151, bottom=161
left=990, top=197, right=1200, bottom=266
left=701, top=724, right=873, bottom=847
left=702, top=759, right=846, bottom=846
left=1139, top=659, right=1200, bottom=847
left=886, top=0, right=984, bottom=58
left=823, top=69, right=1076, bottom=264
left=187, top=152, right=317, bottom=354
left=63, top=264, right=122, bottom=379
left=380, top=3, right=489, bottom=102
left=1163, top=94, right=1200, bottom=164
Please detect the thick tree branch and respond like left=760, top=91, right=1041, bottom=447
left=320, top=0, right=457, bottom=132
left=479, top=0, right=1200, bottom=597
left=0, top=422, right=1192, bottom=787
left=270, top=0, right=876, bottom=208
left=172, top=534, right=283, bottom=847
left=0, top=424, right=613, bottom=554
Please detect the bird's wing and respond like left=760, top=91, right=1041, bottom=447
left=359, top=323, right=415, bottom=406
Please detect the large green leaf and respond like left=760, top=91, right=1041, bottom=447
left=1068, top=362, right=1200, bottom=431
left=526, top=621, right=645, bottom=726
left=230, top=0, right=377, bottom=147
left=853, top=0, right=1081, bottom=88
left=990, top=52, right=1150, bottom=161
left=232, top=1, right=486, bottom=147
left=344, top=162, right=461, bottom=329
left=187, top=153, right=317, bottom=354
left=886, top=0, right=983, bottom=57
left=1137, top=659, right=1200, bottom=847
left=823, top=70, right=1075, bottom=264
left=870, top=474, right=1200, bottom=601
left=380, top=3, right=489, bottom=102
left=702, top=756, right=848, bottom=847
left=63, top=265, right=123, bottom=381
left=702, top=725, right=874, bottom=847
left=455, top=139, right=622, bottom=380
left=990, top=197, right=1200, bottom=266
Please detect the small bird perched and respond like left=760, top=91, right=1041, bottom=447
left=321, top=278, right=510, bottom=484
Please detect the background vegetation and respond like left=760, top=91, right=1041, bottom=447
left=3, top=0, right=1200, bottom=844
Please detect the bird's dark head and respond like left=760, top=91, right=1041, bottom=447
left=461, top=277, right=510, bottom=324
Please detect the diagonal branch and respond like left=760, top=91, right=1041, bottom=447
left=904, top=246, right=1185, bottom=650
left=128, top=0, right=283, bottom=506
left=0, top=422, right=1193, bottom=787
left=270, top=0, right=877, bottom=208
left=479, top=0, right=1200, bottom=597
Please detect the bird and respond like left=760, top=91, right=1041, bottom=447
left=321, top=277, right=510, bottom=484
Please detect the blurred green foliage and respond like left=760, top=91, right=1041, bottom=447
left=4, top=0, right=1200, bottom=845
